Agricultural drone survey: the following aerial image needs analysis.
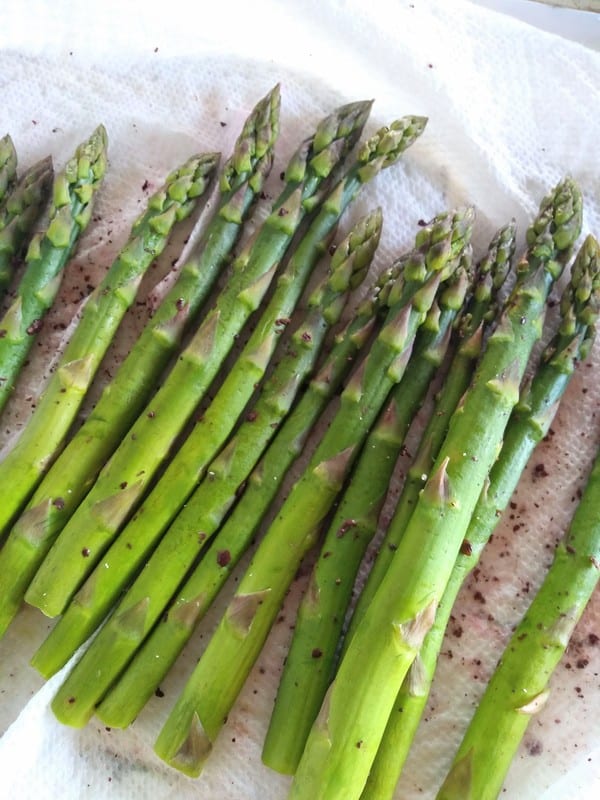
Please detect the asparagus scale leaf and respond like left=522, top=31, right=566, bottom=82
left=152, top=206, right=473, bottom=778
left=24, top=99, right=372, bottom=618
left=0, top=86, right=280, bottom=638
left=288, top=177, right=582, bottom=800
left=262, top=246, right=473, bottom=775
left=0, top=126, right=108, bottom=414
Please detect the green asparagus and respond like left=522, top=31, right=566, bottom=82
left=363, top=233, right=599, bottom=800
left=0, top=134, right=18, bottom=203
left=437, top=318, right=600, bottom=799
left=0, top=126, right=108, bottom=413
left=25, top=100, right=372, bottom=618
left=0, top=86, right=279, bottom=636
left=37, top=114, right=425, bottom=649
left=348, top=221, right=517, bottom=642
left=262, top=247, right=473, bottom=774
left=47, top=210, right=381, bottom=724
left=0, top=151, right=218, bottom=532
left=287, top=177, right=582, bottom=800
left=0, top=156, right=54, bottom=298
left=152, top=206, right=474, bottom=777
left=93, top=260, right=389, bottom=727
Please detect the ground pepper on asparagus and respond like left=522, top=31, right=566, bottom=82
left=38, top=113, right=427, bottom=647
left=24, top=99, right=372, bottom=618
left=46, top=209, right=381, bottom=725
left=288, top=177, right=582, bottom=800
left=0, top=151, right=220, bottom=636
left=151, top=205, right=474, bottom=778
left=0, top=149, right=218, bottom=530
left=262, top=246, right=473, bottom=775
left=360, top=232, right=598, bottom=800
left=0, top=85, right=280, bottom=637
left=348, top=220, right=517, bottom=642
left=94, top=256, right=390, bottom=728
left=434, top=233, right=600, bottom=800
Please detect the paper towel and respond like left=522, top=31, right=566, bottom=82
left=0, top=0, right=599, bottom=797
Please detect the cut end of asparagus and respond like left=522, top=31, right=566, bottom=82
left=155, top=712, right=213, bottom=778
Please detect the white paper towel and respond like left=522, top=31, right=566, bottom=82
left=0, top=1, right=599, bottom=798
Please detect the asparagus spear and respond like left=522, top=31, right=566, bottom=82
left=24, top=100, right=372, bottom=618
left=40, top=113, right=425, bottom=632
left=0, top=126, right=108, bottom=413
left=437, top=336, right=600, bottom=797
left=348, top=221, right=517, bottom=642
left=46, top=210, right=381, bottom=724
left=0, top=151, right=218, bottom=529
left=363, top=233, right=600, bottom=800
left=93, top=262, right=389, bottom=727
left=0, top=134, right=18, bottom=203
left=0, top=156, right=54, bottom=297
left=288, top=177, right=582, bottom=800
left=152, top=206, right=474, bottom=777
left=262, top=247, right=473, bottom=774
left=0, top=87, right=279, bottom=636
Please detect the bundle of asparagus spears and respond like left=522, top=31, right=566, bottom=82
left=0, top=84, right=598, bottom=800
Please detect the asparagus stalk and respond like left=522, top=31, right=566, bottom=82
left=24, top=100, right=372, bottom=618
left=0, top=87, right=279, bottom=636
left=348, top=221, right=517, bottom=642
left=152, top=206, right=474, bottom=778
left=47, top=210, right=381, bottom=725
left=288, top=177, right=582, bottom=800
left=0, top=151, right=218, bottom=530
left=262, top=248, right=473, bottom=774
left=437, top=323, right=600, bottom=798
left=0, top=156, right=54, bottom=297
left=39, top=113, right=425, bottom=631
left=93, top=263, right=389, bottom=728
left=0, top=126, right=108, bottom=413
left=0, top=134, right=18, bottom=203
left=363, top=233, right=600, bottom=800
